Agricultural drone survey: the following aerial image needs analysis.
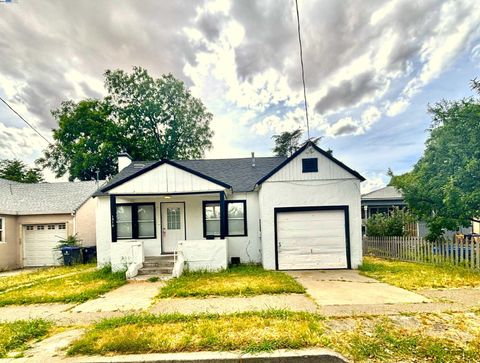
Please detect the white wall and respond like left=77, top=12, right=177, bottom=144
left=178, top=239, right=228, bottom=271
left=109, top=163, right=225, bottom=194
left=259, top=179, right=362, bottom=270
left=228, top=192, right=261, bottom=263
left=95, top=192, right=262, bottom=266
left=267, top=147, right=356, bottom=182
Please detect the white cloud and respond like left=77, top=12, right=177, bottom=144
left=1, top=0, right=479, bottom=183
left=361, top=106, right=381, bottom=129
left=326, top=117, right=362, bottom=137
left=385, top=98, right=410, bottom=117
left=361, top=173, right=388, bottom=194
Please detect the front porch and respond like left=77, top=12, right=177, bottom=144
left=107, top=191, right=232, bottom=276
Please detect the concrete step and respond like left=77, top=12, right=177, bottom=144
left=129, top=274, right=172, bottom=282
left=137, top=267, right=173, bottom=275
left=143, top=261, right=175, bottom=268
left=145, top=255, right=175, bottom=262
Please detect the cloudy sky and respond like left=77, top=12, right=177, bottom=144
left=1, top=0, right=479, bottom=191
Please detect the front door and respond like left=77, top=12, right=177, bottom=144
left=161, top=202, right=185, bottom=253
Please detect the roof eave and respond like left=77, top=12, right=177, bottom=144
left=100, top=159, right=232, bottom=194
left=255, top=141, right=366, bottom=186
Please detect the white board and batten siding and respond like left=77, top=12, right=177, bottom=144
left=267, top=148, right=356, bottom=182
left=109, top=163, right=225, bottom=194
left=259, top=145, right=363, bottom=270
left=277, top=210, right=348, bottom=270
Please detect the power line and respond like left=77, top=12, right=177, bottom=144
left=294, top=0, right=310, bottom=140
left=0, top=95, right=52, bottom=145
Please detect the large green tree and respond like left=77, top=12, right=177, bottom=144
left=0, top=159, right=43, bottom=183
left=39, top=67, right=213, bottom=181
left=390, top=80, right=480, bottom=239
left=272, top=129, right=303, bottom=157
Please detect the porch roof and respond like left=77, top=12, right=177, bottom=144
left=95, top=156, right=286, bottom=195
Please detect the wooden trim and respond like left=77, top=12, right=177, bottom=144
left=274, top=205, right=352, bottom=270
left=100, top=160, right=231, bottom=193
left=110, top=195, right=117, bottom=242
left=109, top=191, right=224, bottom=197
left=114, top=202, right=156, bottom=240
left=256, top=141, right=365, bottom=186
left=202, top=199, right=248, bottom=238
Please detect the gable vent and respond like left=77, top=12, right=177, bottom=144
left=302, top=158, right=318, bottom=173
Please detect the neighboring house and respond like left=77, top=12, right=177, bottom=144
left=0, top=179, right=100, bottom=270
left=94, top=141, right=365, bottom=274
left=361, top=186, right=472, bottom=238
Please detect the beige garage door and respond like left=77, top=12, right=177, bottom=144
left=277, top=210, right=348, bottom=270
left=23, top=224, right=67, bottom=267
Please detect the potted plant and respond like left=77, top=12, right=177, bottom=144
left=56, top=234, right=82, bottom=266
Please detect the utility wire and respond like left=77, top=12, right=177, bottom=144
left=294, top=0, right=310, bottom=140
left=0, top=95, right=52, bottom=145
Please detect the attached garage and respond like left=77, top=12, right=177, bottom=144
left=23, top=223, right=67, bottom=267
left=275, top=206, right=350, bottom=270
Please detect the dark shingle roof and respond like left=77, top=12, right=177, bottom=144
left=97, top=156, right=287, bottom=194
left=0, top=178, right=101, bottom=215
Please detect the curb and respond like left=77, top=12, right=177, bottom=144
left=10, top=349, right=349, bottom=363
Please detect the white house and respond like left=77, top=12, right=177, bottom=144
left=94, top=142, right=365, bottom=275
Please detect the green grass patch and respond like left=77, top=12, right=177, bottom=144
left=158, top=265, right=305, bottom=298
left=332, top=319, right=479, bottom=363
left=67, top=310, right=326, bottom=356
left=0, top=264, right=95, bottom=292
left=0, top=319, right=51, bottom=358
left=0, top=266, right=126, bottom=306
left=67, top=311, right=480, bottom=362
left=359, top=256, right=480, bottom=290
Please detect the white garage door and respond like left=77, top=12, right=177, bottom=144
left=24, top=224, right=67, bottom=267
left=277, top=209, right=348, bottom=270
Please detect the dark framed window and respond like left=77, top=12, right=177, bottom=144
left=202, top=200, right=247, bottom=238
left=116, top=203, right=156, bottom=240
left=302, top=158, right=318, bottom=173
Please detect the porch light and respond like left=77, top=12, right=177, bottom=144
left=164, top=196, right=171, bottom=199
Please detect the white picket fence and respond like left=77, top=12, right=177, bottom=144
left=363, top=236, right=480, bottom=269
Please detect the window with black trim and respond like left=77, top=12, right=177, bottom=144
left=116, top=203, right=156, bottom=240
left=302, top=158, right=318, bottom=173
left=203, top=200, right=247, bottom=237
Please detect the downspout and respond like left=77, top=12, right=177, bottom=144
left=71, top=210, right=77, bottom=236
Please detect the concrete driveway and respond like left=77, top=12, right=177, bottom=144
left=287, top=270, right=429, bottom=306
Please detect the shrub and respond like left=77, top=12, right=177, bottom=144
left=365, top=207, right=415, bottom=236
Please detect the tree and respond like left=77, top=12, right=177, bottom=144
left=0, top=159, right=43, bottom=183
left=38, top=100, right=120, bottom=181
left=272, top=129, right=303, bottom=157
left=365, top=208, right=415, bottom=237
left=38, top=67, right=213, bottom=181
left=390, top=80, right=480, bottom=240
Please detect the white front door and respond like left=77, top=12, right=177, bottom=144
left=161, top=203, right=185, bottom=253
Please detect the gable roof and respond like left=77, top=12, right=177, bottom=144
left=96, top=156, right=287, bottom=195
left=362, top=186, right=403, bottom=201
left=96, top=142, right=364, bottom=195
left=256, top=141, right=365, bottom=185
left=0, top=178, right=101, bottom=215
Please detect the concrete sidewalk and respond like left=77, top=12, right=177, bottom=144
left=287, top=270, right=430, bottom=305
left=72, top=280, right=164, bottom=313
